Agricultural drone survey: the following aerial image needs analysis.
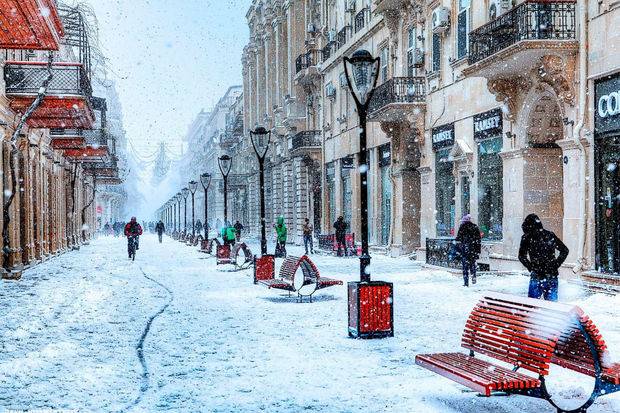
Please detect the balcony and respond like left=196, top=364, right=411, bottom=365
left=374, top=0, right=408, bottom=13
left=464, top=1, right=577, bottom=78
left=294, top=49, right=321, bottom=85
left=289, top=130, right=321, bottom=155
left=0, top=0, right=64, bottom=50
left=337, top=26, right=350, bottom=50
left=4, top=61, right=94, bottom=129
left=368, top=77, right=426, bottom=122
left=50, top=129, right=85, bottom=150
left=83, top=160, right=122, bottom=184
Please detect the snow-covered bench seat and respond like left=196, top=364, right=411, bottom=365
left=258, top=255, right=342, bottom=302
left=415, top=293, right=620, bottom=411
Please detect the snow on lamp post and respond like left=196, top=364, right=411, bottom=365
left=189, top=180, right=198, bottom=237
left=218, top=154, right=232, bottom=225
left=250, top=126, right=271, bottom=256
left=181, top=187, right=190, bottom=235
left=200, top=172, right=212, bottom=239
left=343, top=49, right=393, bottom=339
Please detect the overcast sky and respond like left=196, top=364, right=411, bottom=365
left=80, top=0, right=251, bottom=157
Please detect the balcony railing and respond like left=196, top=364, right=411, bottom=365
left=322, top=43, right=333, bottom=61
left=4, top=61, right=92, bottom=97
left=50, top=128, right=84, bottom=138
left=368, top=77, right=426, bottom=114
left=295, top=49, right=320, bottom=73
left=336, top=26, right=350, bottom=50
left=468, top=1, right=576, bottom=65
left=290, top=130, right=321, bottom=152
left=83, top=129, right=107, bottom=147
left=354, top=7, right=370, bottom=33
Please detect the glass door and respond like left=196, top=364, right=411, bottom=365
left=595, top=136, right=620, bottom=274
left=380, top=165, right=392, bottom=245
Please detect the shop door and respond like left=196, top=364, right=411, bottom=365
left=342, top=173, right=352, bottom=228
left=380, top=166, right=392, bottom=245
left=596, top=136, right=620, bottom=274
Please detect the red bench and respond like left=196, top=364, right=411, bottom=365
left=229, top=242, right=253, bottom=270
left=415, top=292, right=620, bottom=412
left=318, top=233, right=358, bottom=256
left=258, top=255, right=343, bottom=302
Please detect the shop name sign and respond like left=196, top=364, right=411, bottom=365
left=595, top=73, right=620, bottom=134
left=473, top=108, right=503, bottom=140
left=432, top=123, right=455, bottom=150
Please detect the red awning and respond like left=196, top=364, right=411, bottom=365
left=0, top=0, right=64, bottom=50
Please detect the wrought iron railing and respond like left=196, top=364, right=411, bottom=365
left=4, top=61, right=92, bottom=97
left=290, top=130, right=321, bottom=152
left=354, top=7, right=370, bottom=33
left=83, top=129, right=107, bottom=147
left=50, top=128, right=84, bottom=138
left=322, top=42, right=333, bottom=61
left=295, top=49, right=320, bottom=73
left=336, top=26, right=350, bottom=50
left=468, top=0, right=576, bottom=64
left=368, top=77, right=426, bottom=114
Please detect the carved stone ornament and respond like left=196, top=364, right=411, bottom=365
left=535, top=54, right=575, bottom=106
left=487, top=76, right=532, bottom=121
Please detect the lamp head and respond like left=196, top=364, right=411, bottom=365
left=188, top=180, right=198, bottom=194
left=250, top=126, right=271, bottom=159
left=343, top=49, right=380, bottom=107
left=181, top=187, right=190, bottom=198
left=218, top=154, right=232, bottom=177
left=200, top=172, right=212, bottom=189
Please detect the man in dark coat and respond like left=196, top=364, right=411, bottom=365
left=234, top=220, right=244, bottom=242
left=455, top=214, right=481, bottom=287
left=518, top=213, right=569, bottom=302
left=155, top=220, right=165, bottom=243
left=334, top=216, right=348, bottom=257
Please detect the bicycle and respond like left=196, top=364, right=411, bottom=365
left=128, top=235, right=139, bottom=261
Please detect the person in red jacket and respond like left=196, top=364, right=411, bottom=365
left=124, top=217, right=143, bottom=257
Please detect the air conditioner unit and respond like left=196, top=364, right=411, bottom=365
left=328, top=29, right=337, bottom=43
left=489, top=0, right=512, bottom=18
left=413, top=48, right=424, bottom=68
left=345, top=0, right=356, bottom=13
left=432, top=7, right=450, bottom=34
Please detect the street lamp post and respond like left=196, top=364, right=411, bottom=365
left=189, top=181, right=198, bottom=237
left=176, top=192, right=182, bottom=236
left=218, top=155, right=232, bottom=225
left=250, top=127, right=271, bottom=256
left=200, top=173, right=212, bottom=239
left=182, top=187, right=190, bottom=235
left=343, top=49, right=393, bottom=339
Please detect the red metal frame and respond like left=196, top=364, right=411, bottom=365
left=0, top=0, right=64, bottom=50
left=63, top=146, right=109, bottom=162
left=50, top=137, right=85, bottom=150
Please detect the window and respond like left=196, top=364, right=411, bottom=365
left=435, top=149, right=455, bottom=236
left=457, top=0, right=470, bottom=60
left=406, top=27, right=416, bottom=77
left=478, top=136, right=503, bottom=240
left=380, top=46, right=389, bottom=82
left=432, top=33, right=441, bottom=72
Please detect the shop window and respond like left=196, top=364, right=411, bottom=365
left=595, top=136, right=620, bottom=274
left=457, top=0, right=470, bottom=60
left=461, top=176, right=470, bottom=216
left=380, top=46, right=389, bottom=82
left=406, top=27, right=416, bottom=77
left=477, top=136, right=503, bottom=240
left=435, top=149, right=455, bottom=236
left=341, top=156, right=354, bottom=226
left=326, top=162, right=336, bottom=226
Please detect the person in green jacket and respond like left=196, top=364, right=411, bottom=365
left=221, top=222, right=236, bottom=246
left=274, top=216, right=287, bottom=257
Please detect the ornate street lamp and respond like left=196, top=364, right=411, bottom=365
left=250, top=126, right=271, bottom=256
left=176, top=192, right=182, bottom=235
left=181, top=187, right=190, bottom=234
left=218, top=154, right=232, bottom=225
left=189, top=180, right=198, bottom=237
left=343, top=49, right=393, bottom=339
left=200, top=172, right=212, bottom=239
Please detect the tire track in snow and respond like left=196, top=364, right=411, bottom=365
left=121, top=266, right=173, bottom=412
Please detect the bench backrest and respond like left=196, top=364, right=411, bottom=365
left=279, top=256, right=301, bottom=283
left=299, top=256, right=320, bottom=283
left=462, top=293, right=582, bottom=375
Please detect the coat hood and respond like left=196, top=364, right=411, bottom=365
left=277, top=216, right=284, bottom=226
left=522, top=213, right=543, bottom=234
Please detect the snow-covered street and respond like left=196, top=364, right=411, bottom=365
left=1, top=235, right=619, bottom=412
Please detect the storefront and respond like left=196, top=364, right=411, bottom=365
left=341, top=156, right=354, bottom=227
left=474, top=108, right=503, bottom=240
left=594, top=72, right=620, bottom=274
left=433, top=123, right=455, bottom=237
left=379, top=144, right=392, bottom=246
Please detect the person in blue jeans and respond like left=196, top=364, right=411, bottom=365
left=518, top=214, right=569, bottom=301
left=456, top=214, right=481, bottom=287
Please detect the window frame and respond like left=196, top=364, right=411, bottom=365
left=456, top=0, right=471, bottom=60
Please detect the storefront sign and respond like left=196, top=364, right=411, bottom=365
left=341, top=155, right=355, bottom=169
left=473, top=108, right=503, bottom=140
left=432, top=123, right=455, bottom=150
left=595, top=72, right=620, bottom=134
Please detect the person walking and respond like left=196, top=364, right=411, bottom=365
left=234, top=220, right=244, bottom=242
left=195, top=220, right=203, bottom=236
left=155, top=220, right=165, bottom=243
left=302, top=218, right=314, bottom=255
left=221, top=222, right=236, bottom=247
left=274, top=216, right=287, bottom=258
left=518, top=213, right=569, bottom=302
left=455, top=214, right=481, bottom=287
left=334, top=216, right=348, bottom=257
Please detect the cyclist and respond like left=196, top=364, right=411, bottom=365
left=124, top=217, right=143, bottom=259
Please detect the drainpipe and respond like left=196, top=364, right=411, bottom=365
left=2, top=53, right=54, bottom=271
left=573, top=0, right=589, bottom=274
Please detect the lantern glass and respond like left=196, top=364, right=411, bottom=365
left=218, top=155, right=232, bottom=176
left=181, top=187, right=190, bottom=198
left=176, top=192, right=182, bottom=202
left=344, top=49, right=380, bottom=106
left=200, top=172, right=212, bottom=189
left=250, top=127, right=271, bottom=158
left=188, top=180, right=198, bottom=194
